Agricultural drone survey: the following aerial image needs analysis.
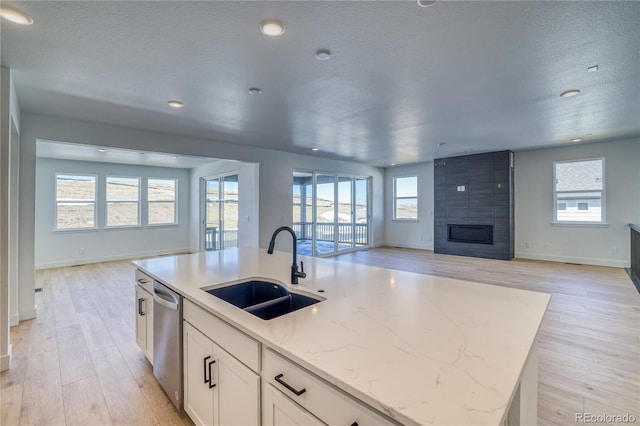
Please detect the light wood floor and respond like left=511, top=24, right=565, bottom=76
left=1, top=247, right=638, bottom=425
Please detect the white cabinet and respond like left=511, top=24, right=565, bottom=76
left=263, top=349, right=394, bottom=426
left=263, top=383, right=325, bottom=426
left=183, top=306, right=260, bottom=426
left=135, top=270, right=153, bottom=363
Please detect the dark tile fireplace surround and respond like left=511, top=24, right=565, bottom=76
left=434, top=151, right=514, bottom=260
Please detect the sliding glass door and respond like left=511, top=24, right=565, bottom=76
left=204, top=174, right=238, bottom=251
left=292, top=172, right=370, bottom=256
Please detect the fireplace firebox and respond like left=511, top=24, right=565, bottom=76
left=448, top=225, right=494, bottom=245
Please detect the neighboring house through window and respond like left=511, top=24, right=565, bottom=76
left=553, top=158, right=605, bottom=223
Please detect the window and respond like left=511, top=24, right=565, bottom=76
left=148, top=178, right=177, bottom=225
left=106, top=176, right=140, bottom=227
left=55, top=174, right=97, bottom=230
left=554, top=158, right=605, bottom=223
left=393, top=176, right=418, bottom=220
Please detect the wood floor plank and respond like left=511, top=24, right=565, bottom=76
left=77, top=311, right=115, bottom=353
left=62, top=375, right=112, bottom=426
left=92, top=344, right=157, bottom=426
left=56, top=325, right=96, bottom=386
left=0, top=384, right=23, bottom=426
left=19, top=352, right=65, bottom=425
left=136, top=373, right=192, bottom=426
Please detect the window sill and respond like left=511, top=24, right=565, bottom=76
left=53, top=227, right=99, bottom=233
left=104, top=225, right=143, bottom=231
left=147, top=223, right=179, bottom=228
left=551, top=222, right=609, bottom=228
left=392, top=219, right=419, bottom=223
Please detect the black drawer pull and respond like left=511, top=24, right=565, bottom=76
left=138, top=278, right=148, bottom=284
left=203, top=356, right=211, bottom=384
left=138, top=298, right=145, bottom=315
left=208, top=359, right=217, bottom=389
left=274, top=373, right=306, bottom=396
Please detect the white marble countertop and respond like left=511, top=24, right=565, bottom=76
left=133, top=248, right=550, bottom=426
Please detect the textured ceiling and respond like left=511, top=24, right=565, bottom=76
left=2, top=1, right=639, bottom=166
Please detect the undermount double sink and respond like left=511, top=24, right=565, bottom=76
left=204, top=280, right=324, bottom=320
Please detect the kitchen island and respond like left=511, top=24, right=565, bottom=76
left=133, top=247, right=550, bottom=426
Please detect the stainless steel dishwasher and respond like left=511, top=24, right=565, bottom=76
left=152, top=281, right=183, bottom=410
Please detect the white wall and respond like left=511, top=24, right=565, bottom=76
left=515, top=138, right=640, bottom=268
left=189, top=160, right=259, bottom=251
left=34, top=158, right=191, bottom=268
left=384, top=162, right=434, bottom=250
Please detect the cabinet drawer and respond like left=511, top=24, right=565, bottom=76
left=135, top=269, right=154, bottom=293
left=263, top=348, right=395, bottom=426
left=184, top=299, right=260, bottom=373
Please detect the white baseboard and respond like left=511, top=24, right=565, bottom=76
left=0, top=344, right=12, bottom=371
left=384, top=241, right=434, bottom=251
left=9, top=314, right=19, bottom=327
left=515, top=252, right=629, bottom=268
left=19, top=306, right=37, bottom=321
left=35, top=248, right=192, bottom=270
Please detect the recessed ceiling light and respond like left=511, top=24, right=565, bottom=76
left=587, top=65, right=599, bottom=73
left=248, top=88, right=262, bottom=95
left=168, top=100, right=184, bottom=108
left=315, top=49, right=332, bottom=61
left=390, top=163, right=396, bottom=166
left=259, top=19, right=285, bottom=36
left=0, top=6, right=33, bottom=25
left=571, top=138, right=583, bottom=143
left=560, top=89, right=581, bottom=98
left=171, top=155, right=178, bottom=159
left=417, top=0, right=437, bottom=7
left=311, top=147, right=319, bottom=151
left=97, top=148, right=107, bottom=153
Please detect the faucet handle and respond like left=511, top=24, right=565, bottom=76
left=300, top=261, right=304, bottom=273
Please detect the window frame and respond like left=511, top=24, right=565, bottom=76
left=147, top=177, right=178, bottom=226
left=393, top=175, right=419, bottom=221
left=54, top=172, right=98, bottom=231
left=105, top=175, right=141, bottom=228
left=552, top=157, right=606, bottom=226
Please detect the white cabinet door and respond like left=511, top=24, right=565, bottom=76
left=184, top=322, right=215, bottom=426
left=263, top=384, right=325, bottom=426
left=184, top=321, right=261, bottom=426
left=144, top=294, right=153, bottom=362
left=214, top=340, right=261, bottom=425
left=135, top=284, right=154, bottom=363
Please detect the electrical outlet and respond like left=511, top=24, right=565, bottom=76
left=525, top=241, right=530, bottom=248
left=544, top=242, right=550, bottom=250
left=611, top=247, right=618, bottom=255
left=79, top=248, right=85, bottom=256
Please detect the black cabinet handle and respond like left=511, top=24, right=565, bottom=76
left=138, top=278, right=148, bottom=284
left=203, top=356, right=211, bottom=384
left=138, top=298, right=145, bottom=315
left=208, top=360, right=217, bottom=389
left=274, top=373, right=306, bottom=396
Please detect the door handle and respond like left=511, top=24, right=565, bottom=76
left=274, top=373, right=306, bottom=396
left=138, top=298, right=145, bottom=315
left=203, top=356, right=211, bottom=384
left=208, top=359, right=217, bottom=389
